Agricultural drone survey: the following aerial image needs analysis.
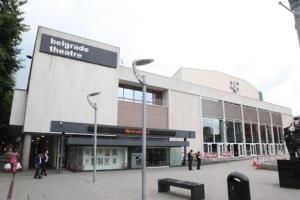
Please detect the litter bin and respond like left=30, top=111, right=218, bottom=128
left=227, top=171, right=251, bottom=200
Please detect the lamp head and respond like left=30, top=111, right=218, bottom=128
left=88, top=92, right=101, bottom=97
left=133, top=59, right=154, bottom=66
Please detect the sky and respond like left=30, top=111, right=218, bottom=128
left=16, top=0, right=300, bottom=116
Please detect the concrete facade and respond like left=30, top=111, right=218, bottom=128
left=9, top=26, right=293, bottom=170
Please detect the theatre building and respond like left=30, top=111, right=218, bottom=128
left=10, top=27, right=293, bottom=171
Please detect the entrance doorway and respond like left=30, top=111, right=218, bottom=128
left=233, top=144, right=239, bottom=156
left=238, top=144, right=245, bottom=156
left=146, top=148, right=169, bottom=167
left=250, top=144, right=257, bottom=156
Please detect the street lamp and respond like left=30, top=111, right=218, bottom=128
left=87, top=92, right=101, bottom=183
left=132, top=59, right=154, bottom=200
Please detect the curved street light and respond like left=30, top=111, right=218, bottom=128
left=132, top=59, right=154, bottom=200
left=87, top=92, right=101, bottom=183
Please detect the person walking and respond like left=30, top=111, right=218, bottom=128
left=196, top=151, right=202, bottom=170
left=34, top=152, right=42, bottom=179
left=40, top=150, right=49, bottom=176
left=8, top=147, right=19, bottom=174
left=188, top=149, right=193, bottom=170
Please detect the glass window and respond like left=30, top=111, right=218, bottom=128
left=260, top=125, right=267, bottom=143
left=278, top=127, right=284, bottom=143
left=235, top=122, right=243, bottom=143
left=146, top=92, right=153, bottom=104
left=118, top=87, right=123, bottom=98
left=215, top=119, right=224, bottom=143
left=134, top=90, right=142, bottom=102
left=203, top=117, right=214, bottom=142
left=273, top=126, right=279, bottom=143
left=252, top=124, right=259, bottom=143
left=226, top=121, right=235, bottom=143
left=266, top=125, right=273, bottom=143
left=124, top=88, right=134, bottom=100
left=246, top=144, right=251, bottom=156
left=112, top=149, right=118, bottom=156
left=245, top=123, right=252, bottom=143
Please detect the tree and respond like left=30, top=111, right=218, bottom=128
left=0, top=0, right=29, bottom=141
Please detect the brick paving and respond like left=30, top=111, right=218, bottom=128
left=0, top=160, right=300, bottom=200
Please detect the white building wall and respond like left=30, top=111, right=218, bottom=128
left=169, top=90, right=202, bottom=152
left=118, top=66, right=292, bottom=116
left=23, top=27, right=120, bottom=133
left=10, top=90, right=27, bottom=126
left=282, top=113, right=294, bottom=128
left=173, top=68, right=260, bottom=100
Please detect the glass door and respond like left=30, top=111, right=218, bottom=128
left=227, top=144, right=234, bottom=157
left=217, top=144, right=225, bottom=157
left=262, top=144, right=268, bottom=155
left=204, top=143, right=212, bottom=158
left=238, top=144, right=245, bottom=156
left=250, top=144, right=257, bottom=156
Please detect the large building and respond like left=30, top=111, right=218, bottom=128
left=10, top=27, right=293, bottom=171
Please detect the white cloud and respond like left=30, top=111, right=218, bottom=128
left=16, top=0, right=300, bottom=115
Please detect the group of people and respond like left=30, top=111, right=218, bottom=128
left=34, top=150, right=49, bottom=179
left=187, top=150, right=202, bottom=170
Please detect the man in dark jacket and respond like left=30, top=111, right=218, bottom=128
left=188, top=149, right=193, bottom=170
left=40, top=150, right=49, bottom=176
left=34, top=153, right=42, bottom=179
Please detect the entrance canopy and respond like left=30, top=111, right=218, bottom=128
left=50, top=121, right=195, bottom=138
left=50, top=121, right=195, bottom=147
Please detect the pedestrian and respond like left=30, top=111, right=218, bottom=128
left=8, top=147, right=19, bottom=174
left=196, top=151, right=202, bottom=170
left=188, top=149, right=193, bottom=170
left=40, top=150, right=49, bottom=176
left=34, top=152, right=42, bottom=179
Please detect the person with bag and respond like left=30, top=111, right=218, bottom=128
left=40, top=150, right=49, bottom=176
left=34, top=152, right=42, bottom=179
left=8, top=147, right=19, bottom=174
left=196, top=151, right=202, bottom=170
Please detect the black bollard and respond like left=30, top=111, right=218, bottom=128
left=227, top=171, right=251, bottom=200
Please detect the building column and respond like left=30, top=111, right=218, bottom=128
left=241, top=105, right=246, bottom=156
left=256, top=108, right=262, bottom=155
left=22, top=134, right=31, bottom=170
left=269, top=111, right=275, bottom=155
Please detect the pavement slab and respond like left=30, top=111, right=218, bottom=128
left=0, top=160, right=300, bottom=200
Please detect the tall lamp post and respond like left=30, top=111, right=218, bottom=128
left=132, top=59, right=154, bottom=200
left=87, top=92, right=101, bottom=183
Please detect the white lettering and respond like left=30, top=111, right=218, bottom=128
left=50, top=38, right=56, bottom=45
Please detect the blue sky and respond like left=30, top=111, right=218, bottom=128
left=16, top=0, right=300, bottom=115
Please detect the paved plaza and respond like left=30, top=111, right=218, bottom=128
left=1, top=159, right=300, bottom=200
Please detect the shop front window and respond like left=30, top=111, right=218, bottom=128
left=260, top=125, right=267, bottom=143
left=266, top=125, right=273, bottom=143
left=214, top=119, right=224, bottom=143
left=235, top=122, right=243, bottom=143
left=245, top=123, right=252, bottom=143
left=273, top=126, right=279, bottom=143
left=252, top=124, right=259, bottom=143
left=203, top=117, right=214, bottom=142
left=279, top=127, right=284, bottom=143
left=226, top=121, right=235, bottom=143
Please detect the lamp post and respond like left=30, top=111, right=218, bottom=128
left=87, top=92, right=101, bottom=183
left=132, top=59, right=154, bottom=200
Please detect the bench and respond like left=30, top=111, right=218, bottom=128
left=158, top=178, right=205, bottom=200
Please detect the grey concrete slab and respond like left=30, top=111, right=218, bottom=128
left=0, top=160, right=300, bottom=200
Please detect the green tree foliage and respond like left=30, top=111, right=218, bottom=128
left=0, top=0, right=28, bottom=137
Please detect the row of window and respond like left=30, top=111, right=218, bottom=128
left=118, top=84, right=163, bottom=105
left=203, top=116, right=284, bottom=144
